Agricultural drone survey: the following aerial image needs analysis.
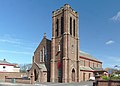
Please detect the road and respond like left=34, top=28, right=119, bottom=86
left=0, top=81, right=93, bottom=86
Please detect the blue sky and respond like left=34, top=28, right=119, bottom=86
left=0, top=0, right=120, bottom=68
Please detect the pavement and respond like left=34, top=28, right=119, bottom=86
left=0, top=81, right=93, bottom=86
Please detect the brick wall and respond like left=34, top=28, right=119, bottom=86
left=0, top=72, right=27, bottom=82
left=95, top=80, right=120, bottom=86
left=5, top=78, right=30, bottom=84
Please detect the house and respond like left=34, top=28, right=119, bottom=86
left=0, top=59, right=20, bottom=72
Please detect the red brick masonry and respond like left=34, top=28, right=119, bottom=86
left=94, top=80, right=120, bottom=86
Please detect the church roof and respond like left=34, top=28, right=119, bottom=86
left=79, top=51, right=101, bottom=62
left=35, top=63, right=47, bottom=71
left=80, top=66, right=94, bottom=71
left=92, top=67, right=104, bottom=71
left=34, top=35, right=51, bottom=54
left=80, top=66, right=104, bottom=72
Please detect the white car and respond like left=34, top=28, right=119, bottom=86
left=89, top=77, right=95, bottom=81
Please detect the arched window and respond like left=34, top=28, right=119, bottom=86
left=72, top=69, right=75, bottom=82
left=84, top=60, right=85, bottom=66
left=89, top=61, right=90, bottom=67
left=93, top=63, right=94, bottom=68
left=61, top=17, right=64, bottom=34
left=43, top=47, right=45, bottom=62
left=40, top=50, right=42, bottom=62
left=58, top=44, right=61, bottom=52
left=56, top=19, right=59, bottom=36
left=70, top=17, right=72, bottom=35
left=73, top=19, right=75, bottom=37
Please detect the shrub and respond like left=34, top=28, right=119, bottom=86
left=102, top=75, right=109, bottom=80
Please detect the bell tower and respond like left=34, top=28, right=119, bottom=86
left=50, top=4, right=80, bottom=83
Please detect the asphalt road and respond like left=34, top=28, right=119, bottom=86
left=0, top=81, right=93, bottom=86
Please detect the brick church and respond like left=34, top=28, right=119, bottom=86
left=29, top=4, right=104, bottom=83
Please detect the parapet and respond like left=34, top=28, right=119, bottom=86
left=52, top=4, right=78, bottom=16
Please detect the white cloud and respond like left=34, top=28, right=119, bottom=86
left=0, top=34, right=22, bottom=45
left=0, top=34, right=38, bottom=48
left=0, top=39, right=22, bottom=45
left=0, top=49, right=33, bottom=55
left=110, top=11, right=120, bottom=22
left=0, top=34, right=39, bottom=56
left=105, top=40, right=115, bottom=45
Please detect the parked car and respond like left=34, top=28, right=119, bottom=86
left=89, top=77, right=95, bottom=81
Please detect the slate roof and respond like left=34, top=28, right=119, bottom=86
left=80, top=66, right=104, bottom=72
left=79, top=51, right=100, bottom=62
left=0, top=59, right=13, bottom=65
left=35, top=63, right=47, bottom=71
left=80, top=66, right=94, bottom=71
left=92, top=67, right=104, bottom=71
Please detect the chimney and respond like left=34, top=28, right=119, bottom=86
left=3, top=59, right=6, bottom=61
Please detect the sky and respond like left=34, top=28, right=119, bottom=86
left=0, top=0, right=120, bottom=68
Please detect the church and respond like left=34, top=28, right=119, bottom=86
left=29, top=4, right=104, bottom=83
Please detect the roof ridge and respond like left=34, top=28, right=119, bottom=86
left=80, top=51, right=99, bottom=61
left=80, top=51, right=90, bottom=55
left=0, top=59, right=12, bottom=64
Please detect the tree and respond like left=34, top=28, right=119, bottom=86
left=19, top=64, right=32, bottom=73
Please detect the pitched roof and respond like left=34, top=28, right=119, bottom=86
left=80, top=66, right=94, bottom=71
left=79, top=51, right=101, bottom=62
left=34, top=35, right=51, bottom=53
left=0, top=59, right=13, bottom=65
left=92, top=67, right=104, bottom=71
left=35, top=63, right=47, bottom=71
left=80, top=66, right=104, bottom=72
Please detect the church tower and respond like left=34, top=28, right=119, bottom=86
left=50, top=4, right=80, bottom=83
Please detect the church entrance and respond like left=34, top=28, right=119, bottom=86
left=34, top=69, right=37, bottom=81
left=72, top=69, right=75, bottom=82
